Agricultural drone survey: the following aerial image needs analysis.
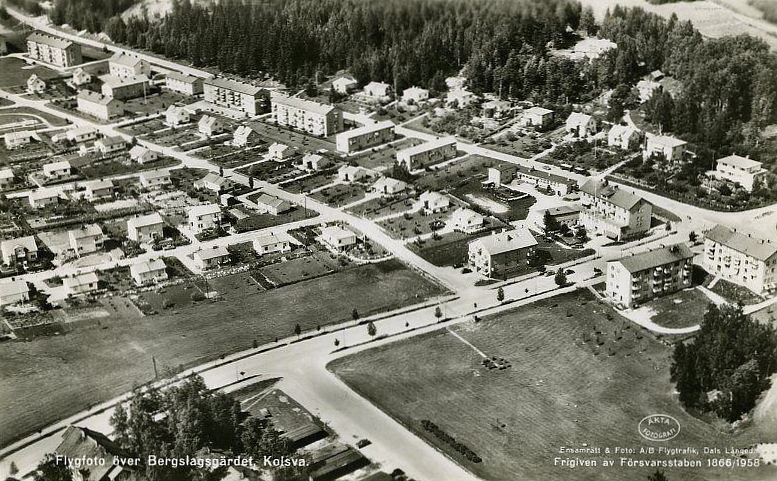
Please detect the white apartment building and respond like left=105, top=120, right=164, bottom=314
left=396, top=136, right=457, bottom=170
left=335, top=120, right=395, bottom=153
left=27, top=32, right=82, bottom=67
left=606, top=243, right=694, bottom=308
left=271, top=92, right=343, bottom=136
left=579, top=180, right=652, bottom=241
left=188, top=203, right=221, bottom=233
left=108, top=53, right=150, bottom=79
left=713, top=155, right=767, bottom=192
left=127, top=212, right=165, bottom=243
left=77, top=90, right=124, bottom=120
left=165, top=72, right=204, bottom=95
left=204, top=77, right=265, bottom=116
left=702, top=225, right=777, bottom=295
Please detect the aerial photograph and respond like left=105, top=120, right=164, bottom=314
left=0, top=0, right=775, bottom=480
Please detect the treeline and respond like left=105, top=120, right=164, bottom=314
left=6, top=0, right=44, bottom=16
left=671, top=304, right=777, bottom=422
left=599, top=6, right=777, bottom=159
left=48, top=0, right=137, bottom=34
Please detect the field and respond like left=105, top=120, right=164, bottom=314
left=641, top=287, right=715, bottom=329
left=0, top=106, right=70, bottom=128
left=0, top=260, right=447, bottom=447
left=331, top=290, right=776, bottom=481
left=0, top=57, right=65, bottom=88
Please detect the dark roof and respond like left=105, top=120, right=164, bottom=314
left=55, top=426, right=134, bottom=480
left=516, top=165, right=574, bottom=186
left=27, top=32, right=74, bottom=49
left=279, top=422, right=327, bottom=443
left=310, top=448, right=368, bottom=480
left=362, top=472, right=394, bottom=481
left=615, top=243, right=694, bottom=273
left=205, top=77, right=262, bottom=96
left=705, top=225, right=777, bottom=262
left=545, top=205, right=581, bottom=217
left=580, top=179, right=645, bottom=210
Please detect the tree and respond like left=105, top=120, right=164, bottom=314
left=647, top=470, right=668, bottom=481
left=33, top=454, right=72, bottom=481
left=9, top=461, right=19, bottom=475
left=496, top=287, right=505, bottom=302
left=542, top=210, right=560, bottom=233
left=248, top=176, right=254, bottom=188
left=351, top=308, right=359, bottom=321
left=367, top=321, right=377, bottom=337
left=219, top=166, right=224, bottom=177
left=293, top=323, right=301, bottom=338
left=688, top=231, right=697, bottom=243
left=575, top=225, right=587, bottom=241
left=554, top=270, right=567, bottom=287
left=434, top=306, right=443, bottom=319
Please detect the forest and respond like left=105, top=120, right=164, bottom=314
left=671, top=304, right=777, bottom=423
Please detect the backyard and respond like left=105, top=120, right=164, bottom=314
left=0, top=259, right=447, bottom=447
left=330, top=289, right=775, bottom=481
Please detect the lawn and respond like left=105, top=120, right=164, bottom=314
left=0, top=57, right=65, bottom=88
left=330, top=290, right=775, bottom=481
left=76, top=156, right=179, bottom=179
left=642, top=288, right=715, bottom=329
left=0, top=106, right=70, bottom=127
left=234, top=206, right=319, bottom=233
left=350, top=138, right=423, bottom=171
left=0, top=260, right=447, bottom=448
left=249, top=120, right=336, bottom=153
left=309, top=183, right=367, bottom=207
left=281, top=169, right=337, bottom=194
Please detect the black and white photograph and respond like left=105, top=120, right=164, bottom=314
left=0, top=0, right=776, bottom=480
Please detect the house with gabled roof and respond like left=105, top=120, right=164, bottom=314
left=0, top=278, right=30, bottom=306
left=192, top=246, right=230, bottom=270
left=320, top=225, right=357, bottom=251
left=332, top=76, right=358, bottom=94
left=371, top=177, right=406, bottom=195
left=26, top=73, right=46, bottom=94
left=165, top=105, right=191, bottom=126
left=253, top=233, right=291, bottom=256
left=1, top=235, right=38, bottom=265
left=449, top=207, right=485, bottom=234
left=702, top=225, right=777, bottom=294
left=68, top=224, right=105, bottom=257
left=130, top=258, right=168, bottom=286
left=254, top=193, right=291, bottom=215
left=28, top=187, right=60, bottom=208
left=198, top=115, right=224, bottom=137
left=188, top=203, right=221, bottom=233
left=607, top=124, right=640, bottom=150
left=64, top=272, right=99, bottom=296
left=565, top=112, right=596, bottom=137
left=129, top=145, right=158, bottom=164
left=127, top=212, right=164, bottom=243
left=416, top=191, right=451, bottom=213
left=82, top=179, right=114, bottom=201
left=468, top=229, right=538, bottom=278
left=579, top=179, right=652, bottom=241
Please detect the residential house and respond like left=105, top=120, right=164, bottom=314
left=572, top=37, right=617, bottom=60
left=449, top=207, right=485, bottom=234
left=72, top=67, right=92, bottom=86
left=66, top=126, right=98, bottom=143
left=468, top=229, right=538, bottom=278
left=194, top=173, right=231, bottom=194
left=232, top=125, right=256, bottom=147
left=82, top=179, right=114, bottom=201
left=713, top=155, right=767, bottom=192
left=271, top=92, right=343, bottom=136
left=487, top=164, right=518, bottom=187
left=188, top=203, right=221, bottom=233
left=253, top=234, right=291, bottom=256
left=64, top=272, right=99, bottom=296
left=636, top=79, right=661, bottom=103
left=530, top=205, right=581, bottom=231
left=68, top=224, right=104, bottom=257
left=0, top=279, right=29, bottom=306
left=417, top=191, right=451, bottom=213
left=165, top=105, right=191, bottom=126
left=371, top=177, right=407, bottom=195
left=607, top=125, right=640, bottom=150
left=26, top=73, right=46, bottom=94
left=77, top=90, right=124, bottom=120
left=332, top=76, right=358, bottom=94
left=100, top=74, right=150, bottom=100
left=139, top=170, right=171, bottom=189
left=1, top=236, right=38, bottom=265
left=26, top=32, right=82, bottom=67
left=565, top=112, right=597, bottom=137
left=320, top=225, right=357, bottom=251
left=337, top=165, right=371, bottom=183
left=363, top=81, right=392, bottom=101
left=192, top=246, right=230, bottom=270
left=109, top=53, right=150, bottom=79
left=402, top=86, right=429, bottom=104
left=129, top=145, right=158, bottom=164
left=643, top=134, right=687, bottom=162
left=445, top=89, right=477, bottom=108
left=396, top=136, right=457, bottom=170
left=269, top=142, right=294, bottom=161
left=0, top=168, right=14, bottom=190
left=254, top=193, right=291, bottom=215
left=204, top=77, right=266, bottom=116
left=702, top=225, right=777, bottom=295
left=198, top=115, right=224, bottom=137
left=95, top=136, right=127, bottom=154
left=607, top=243, right=694, bottom=308
left=335, top=120, right=395, bottom=153
left=28, top=188, right=60, bottom=208
left=521, top=107, right=554, bottom=128
left=579, top=179, right=652, bottom=241
left=514, top=165, right=577, bottom=196
left=300, top=153, right=329, bottom=170
left=42, top=160, right=71, bottom=180
left=4, top=131, right=35, bottom=149
left=482, top=100, right=512, bottom=119
left=130, top=258, right=168, bottom=286
left=165, top=71, right=204, bottom=95
left=127, top=212, right=164, bottom=243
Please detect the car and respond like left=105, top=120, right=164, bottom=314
left=356, top=439, right=371, bottom=448
left=542, top=164, right=552, bottom=170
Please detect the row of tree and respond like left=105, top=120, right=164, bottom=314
left=671, top=304, right=777, bottom=422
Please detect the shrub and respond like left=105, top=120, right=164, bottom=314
left=420, top=420, right=482, bottom=463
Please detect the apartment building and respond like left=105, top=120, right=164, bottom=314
left=27, top=32, right=82, bottom=67
left=108, top=53, right=150, bottom=79
left=127, top=212, right=164, bottom=243
left=579, top=180, right=652, bottom=241
left=335, top=120, right=395, bottom=153
left=270, top=92, right=343, bottom=136
left=100, top=74, right=149, bottom=100
left=76, top=90, right=123, bottom=120
left=702, top=225, right=777, bottom=295
left=468, top=229, right=538, bottom=279
left=204, top=77, right=266, bottom=116
left=643, top=134, right=687, bottom=162
left=606, top=243, right=694, bottom=308
left=188, top=203, right=221, bottom=233
left=165, top=72, right=204, bottom=95
left=713, top=155, right=767, bottom=192
left=396, top=136, right=457, bottom=170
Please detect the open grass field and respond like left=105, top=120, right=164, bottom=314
left=642, top=287, right=715, bottom=329
left=0, top=106, right=70, bottom=127
left=0, top=259, right=446, bottom=448
left=331, top=289, right=776, bottom=481
left=0, top=57, right=65, bottom=88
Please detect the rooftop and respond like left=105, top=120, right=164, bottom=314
left=270, top=92, right=336, bottom=115
left=77, top=89, right=118, bottom=105
left=206, top=76, right=262, bottom=96
left=64, top=272, right=99, bottom=288
left=472, top=229, right=538, bottom=256
left=580, top=179, right=646, bottom=211
left=194, top=246, right=229, bottom=260
left=614, top=243, right=694, bottom=273
left=166, top=71, right=201, bottom=84
left=69, top=223, right=103, bottom=240
left=705, top=225, right=777, bottom=261
left=55, top=426, right=131, bottom=481
left=716, top=154, right=762, bottom=170
left=255, top=193, right=288, bottom=209
left=647, top=134, right=687, bottom=148
left=0, top=278, right=29, bottom=297
left=130, top=258, right=166, bottom=275
left=525, top=106, right=553, bottom=116
left=27, top=32, right=73, bottom=50
left=336, top=120, right=394, bottom=141
left=397, top=136, right=457, bottom=157
left=188, top=203, right=221, bottom=217
left=110, top=52, right=145, bottom=68
left=127, top=212, right=164, bottom=229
